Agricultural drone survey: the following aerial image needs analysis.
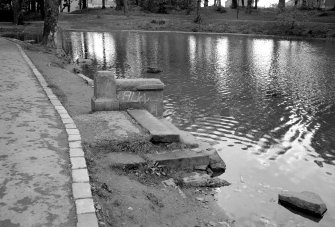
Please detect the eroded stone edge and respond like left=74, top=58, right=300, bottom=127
left=16, top=43, right=97, bottom=227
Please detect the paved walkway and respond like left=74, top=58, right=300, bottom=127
left=0, top=38, right=75, bottom=226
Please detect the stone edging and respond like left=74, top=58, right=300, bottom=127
left=77, top=73, right=94, bottom=87
left=15, top=43, right=99, bottom=227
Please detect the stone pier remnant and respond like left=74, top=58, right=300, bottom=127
left=91, top=71, right=119, bottom=111
left=91, top=71, right=164, bottom=117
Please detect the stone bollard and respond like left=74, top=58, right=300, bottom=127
left=91, top=71, right=119, bottom=111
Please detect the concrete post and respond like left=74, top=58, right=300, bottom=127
left=91, top=71, right=119, bottom=111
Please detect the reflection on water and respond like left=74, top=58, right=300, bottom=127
left=60, top=31, right=335, bottom=226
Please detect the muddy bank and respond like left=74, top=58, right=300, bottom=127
left=22, top=42, right=234, bottom=227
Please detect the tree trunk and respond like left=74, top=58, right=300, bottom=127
left=83, top=0, right=87, bottom=9
left=123, top=0, right=128, bottom=14
left=231, top=0, right=238, bottom=8
left=31, top=0, right=36, bottom=12
left=278, top=0, right=285, bottom=9
left=102, top=0, right=105, bottom=9
left=246, top=0, right=252, bottom=14
left=115, top=0, right=122, bottom=10
left=42, top=0, right=59, bottom=47
left=204, top=0, right=208, bottom=7
left=254, top=0, right=258, bottom=9
left=302, top=0, right=307, bottom=8
left=194, top=0, right=201, bottom=23
left=12, top=0, right=23, bottom=24
left=241, top=0, right=245, bottom=7
left=294, top=0, right=298, bottom=7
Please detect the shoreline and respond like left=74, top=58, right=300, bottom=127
left=62, top=27, right=335, bottom=42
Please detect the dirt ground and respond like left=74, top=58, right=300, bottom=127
left=18, top=41, right=234, bottom=227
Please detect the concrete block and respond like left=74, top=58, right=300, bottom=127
left=145, top=149, right=211, bottom=170
left=65, top=123, right=77, bottom=129
left=72, top=183, right=92, bottom=199
left=70, top=148, right=85, bottom=157
left=69, top=134, right=81, bottom=142
left=91, top=97, right=119, bottom=112
left=94, top=71, right=116, bottom=98
left=127, top=109, right=179, bottom=143
left=71, top=157, right=87, bottom=169
left=66, top=128, right=80, bottom=135
left=119, top=91, right=163, bottom=117
left=77, top=213, right=99, bottom=227
left=69, top=141, right=82, bottom=149
left=75, top=198, right=95, bottom=214
left=62, top=118, right=75, bottom=124
left=72, top=169, right=90, bottom=182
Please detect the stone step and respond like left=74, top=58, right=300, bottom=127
left=127, top=109, right=180, bottom=143
left=159, top=119, right=199, bottom=148
left=144, top=149, right=215, bottom=170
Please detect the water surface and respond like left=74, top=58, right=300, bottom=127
left=60, top=30, right=335, bottom=227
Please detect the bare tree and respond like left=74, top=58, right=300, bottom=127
left=42, top=0, right=59, bottom=47
left=232, top=0, right=238, bottom=8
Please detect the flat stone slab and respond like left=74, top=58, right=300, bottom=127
left=104, top=152, right=146, bottom=169
left=74, top=111, right=144, bottom=145
left=278, top=191, right=327, bottom=217
left=127, top=109, right=179, bottom=143
left=145, top=149, right=213, bottom=170
left=160, top=119, right=199, bottom=148
left=116, top=78, right=164, bottom=91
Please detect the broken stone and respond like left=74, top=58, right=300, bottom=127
left=162, top=178, right=177, bottom=188
left=182, top=172, right=230, bottom=188
left=147, top=67, right=162, bottom=73
left=208, top=151, right=226, bottom=174
left=73, top=67, right=82, bottom=74
left=278, top=191, right=327, bottom=217
left=195, top=165, right=208, bottom=171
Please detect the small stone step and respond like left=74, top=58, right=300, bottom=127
left=145, top=149, right=214, bottom=170
left=159, top=119, right=199, bottom=148
left=127, top=109, right=180, bottom=143
left=104, top=152, right=146, bottom=170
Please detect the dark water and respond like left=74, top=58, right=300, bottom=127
left=60, top=31, right=335, bottom=227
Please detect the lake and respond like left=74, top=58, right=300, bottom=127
left=60, top=30, right=335, bottom=227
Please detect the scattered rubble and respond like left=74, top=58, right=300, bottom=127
left=182, top=172, right=231, bottom=188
